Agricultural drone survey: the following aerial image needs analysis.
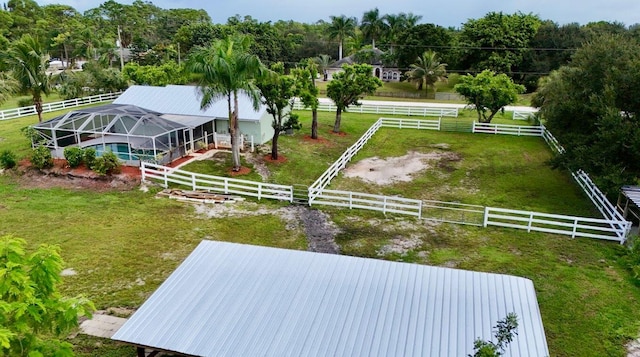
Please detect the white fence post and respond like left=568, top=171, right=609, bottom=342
left=483, top=207, right=490, bottom=227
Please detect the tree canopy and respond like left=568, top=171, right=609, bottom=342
left=0, top=235, right=95, bottom=356
left=455, top=70, right=525, bottom=123
left=326, top=63, right=382, bottom=132
left=532, top=34, right=640, bottom=195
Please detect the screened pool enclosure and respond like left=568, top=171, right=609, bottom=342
left=32, top=104, right=213, bottom=165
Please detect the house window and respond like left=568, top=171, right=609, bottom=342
left=392, top=72, right=399, bottom=80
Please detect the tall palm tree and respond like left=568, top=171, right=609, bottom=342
left=405, top=50, right=448, bottom=99
left=361, top=8, right=387, bottom=49
left=187, top=35, right=266, bottom=171
left=383, top=14, right=406, bottom=53
left=3, top=35, right=51, bottom=122
left=402, top=12, right=423, bottom=27
left=327, top=15, right=357, bottom=60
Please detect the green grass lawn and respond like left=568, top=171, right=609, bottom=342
left=0, top=92, right=64, bottom=110
left=1, top=108, right=639, bottom=356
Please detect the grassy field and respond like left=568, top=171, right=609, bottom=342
left=1, top=108, right=639, bottom=356
left=0, top=92, right=64, bottom=110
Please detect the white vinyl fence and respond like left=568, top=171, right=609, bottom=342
left=0, top=92, right=122, bottom=121
left=472, top=122, right=544, bottom=136
left=380, top=117, right=441, bottom=130
left=141, top=162, right=293, bottom=202
left=309, top=119, right=383, bottom=199
left=292, top=100, right=459, bottom=117
left=309, top=188, right=422, bottom=217
left=512, top=110, right=537, bottom=120
left=541, top=125, right=566, bottom=154
left=484, top=207, right=629, bottom=241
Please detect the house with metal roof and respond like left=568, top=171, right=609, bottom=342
left=112, top=240, right=549, bottom=357
left=114, top=85, right=274, bottom=146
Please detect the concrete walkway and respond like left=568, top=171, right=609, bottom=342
left=79, top=314, right=127, bottom=338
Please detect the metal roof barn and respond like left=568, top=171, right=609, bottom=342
left=112, top=240, right=549, bottom=357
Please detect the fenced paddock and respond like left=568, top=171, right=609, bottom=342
left=304, top=116, right=631, bottom=243
left=141, top=162, right=293, bottom=202
left=0, top=92, right=122, bottom=121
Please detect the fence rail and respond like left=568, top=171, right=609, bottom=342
left=0, top=92, right=122, bottom=121
left=309, top=188, right=422, bottom=217
left=540, top=125, right=565, bottom=154
left=422, top=200, right=486, bottom=226
left=292, top=100, right=459, bottom=117
left=512, top=110, right=537, bottom=120
left=379, top=117, right=441, bottom=130
left=309, top=119, right=383, bottom=199
left=484, top=207, right=627, bottom=242
left=141, top=162, right=293, bottom=202
left=472, top=122, right=544, bottom=136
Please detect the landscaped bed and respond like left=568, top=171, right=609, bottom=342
left=1, top=109, right=640, bottom=356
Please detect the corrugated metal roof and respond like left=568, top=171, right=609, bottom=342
left=622, top=186, right=640, bottom=208
left=113, top=85, right=265, bottom=121
left=112, top=241, right=549, bottom=357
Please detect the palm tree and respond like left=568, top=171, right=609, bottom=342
left=327, top=15, right=357, bottom=60
left=3, top=35, right=51, bottom=122
left=314, top=54, right=332, bottom=80
left=0, top=73, right=18, bottom=106
left=402, top=12, right=423, bottom=27
left=187, top=35, right=266, bottom=171
left=383, top=14, right=406, bottom=53
left=405, top=50, right=448, bottom=99
left=361, top=8, right=387, bottom=49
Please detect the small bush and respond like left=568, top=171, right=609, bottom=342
left=83, top=148, right=96, bottom=169
left=92, top=151, right=121, bottom=175
left=63, top=147, right=84, bottom=168
left=17, top=98, right=34, bottom=107
left=30, top=146, right=53, bottom=169
left=0, top=150, right=17, bottom=169
left=20, top=126, right=42, bottom=144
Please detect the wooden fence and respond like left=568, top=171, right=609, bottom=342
left=141, top=162, right=293, bottom=202
left=292, top=100, right=459, bottom=117
left=0, top=92, right=122, bottom=121
left=484, top=207, right=628, bottom=242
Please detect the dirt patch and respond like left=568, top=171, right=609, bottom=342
left=377, top=234, right=423, bottom=256
left=166, top=155, right=194, bottom=168
left=263, top=154, right=288, bottom=164
left=244, top=153, right=270, bottom=181
left=343, top=151, right=461, bottom=185
left=329, top=130, right=348, bottom=137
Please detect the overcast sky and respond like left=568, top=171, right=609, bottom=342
left=36, top=0, right=640, bottom=28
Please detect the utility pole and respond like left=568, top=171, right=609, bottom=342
left=117, top=25, right=124, bottom=70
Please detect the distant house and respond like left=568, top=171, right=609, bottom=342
left=31, top=85, right=274, bottom=165
left=326, top=48, right=402, bottom=82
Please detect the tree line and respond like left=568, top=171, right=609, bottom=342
left=2, top=0, right=640, bottom=90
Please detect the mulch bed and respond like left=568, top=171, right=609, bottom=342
left=302, top=135, right=332, bottom=145
left=263, top=154, right=288, bottom=164
left=329, top=130, right=348, bottom=137
left=228, top=166, right=252, bottom=176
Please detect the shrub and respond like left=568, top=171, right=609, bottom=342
left=30, top=146, right=53, bottom=169
left=92, top=151, right=121, bottom=175
left=0, top=150, right=17, bottom=169
left=63, top=147, right=84, bottom=168
left=20, top=126, right=42, bottom=144
left=83, top=148, right=96, bottom=169
left=17, top=98, right=34, bottom=107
